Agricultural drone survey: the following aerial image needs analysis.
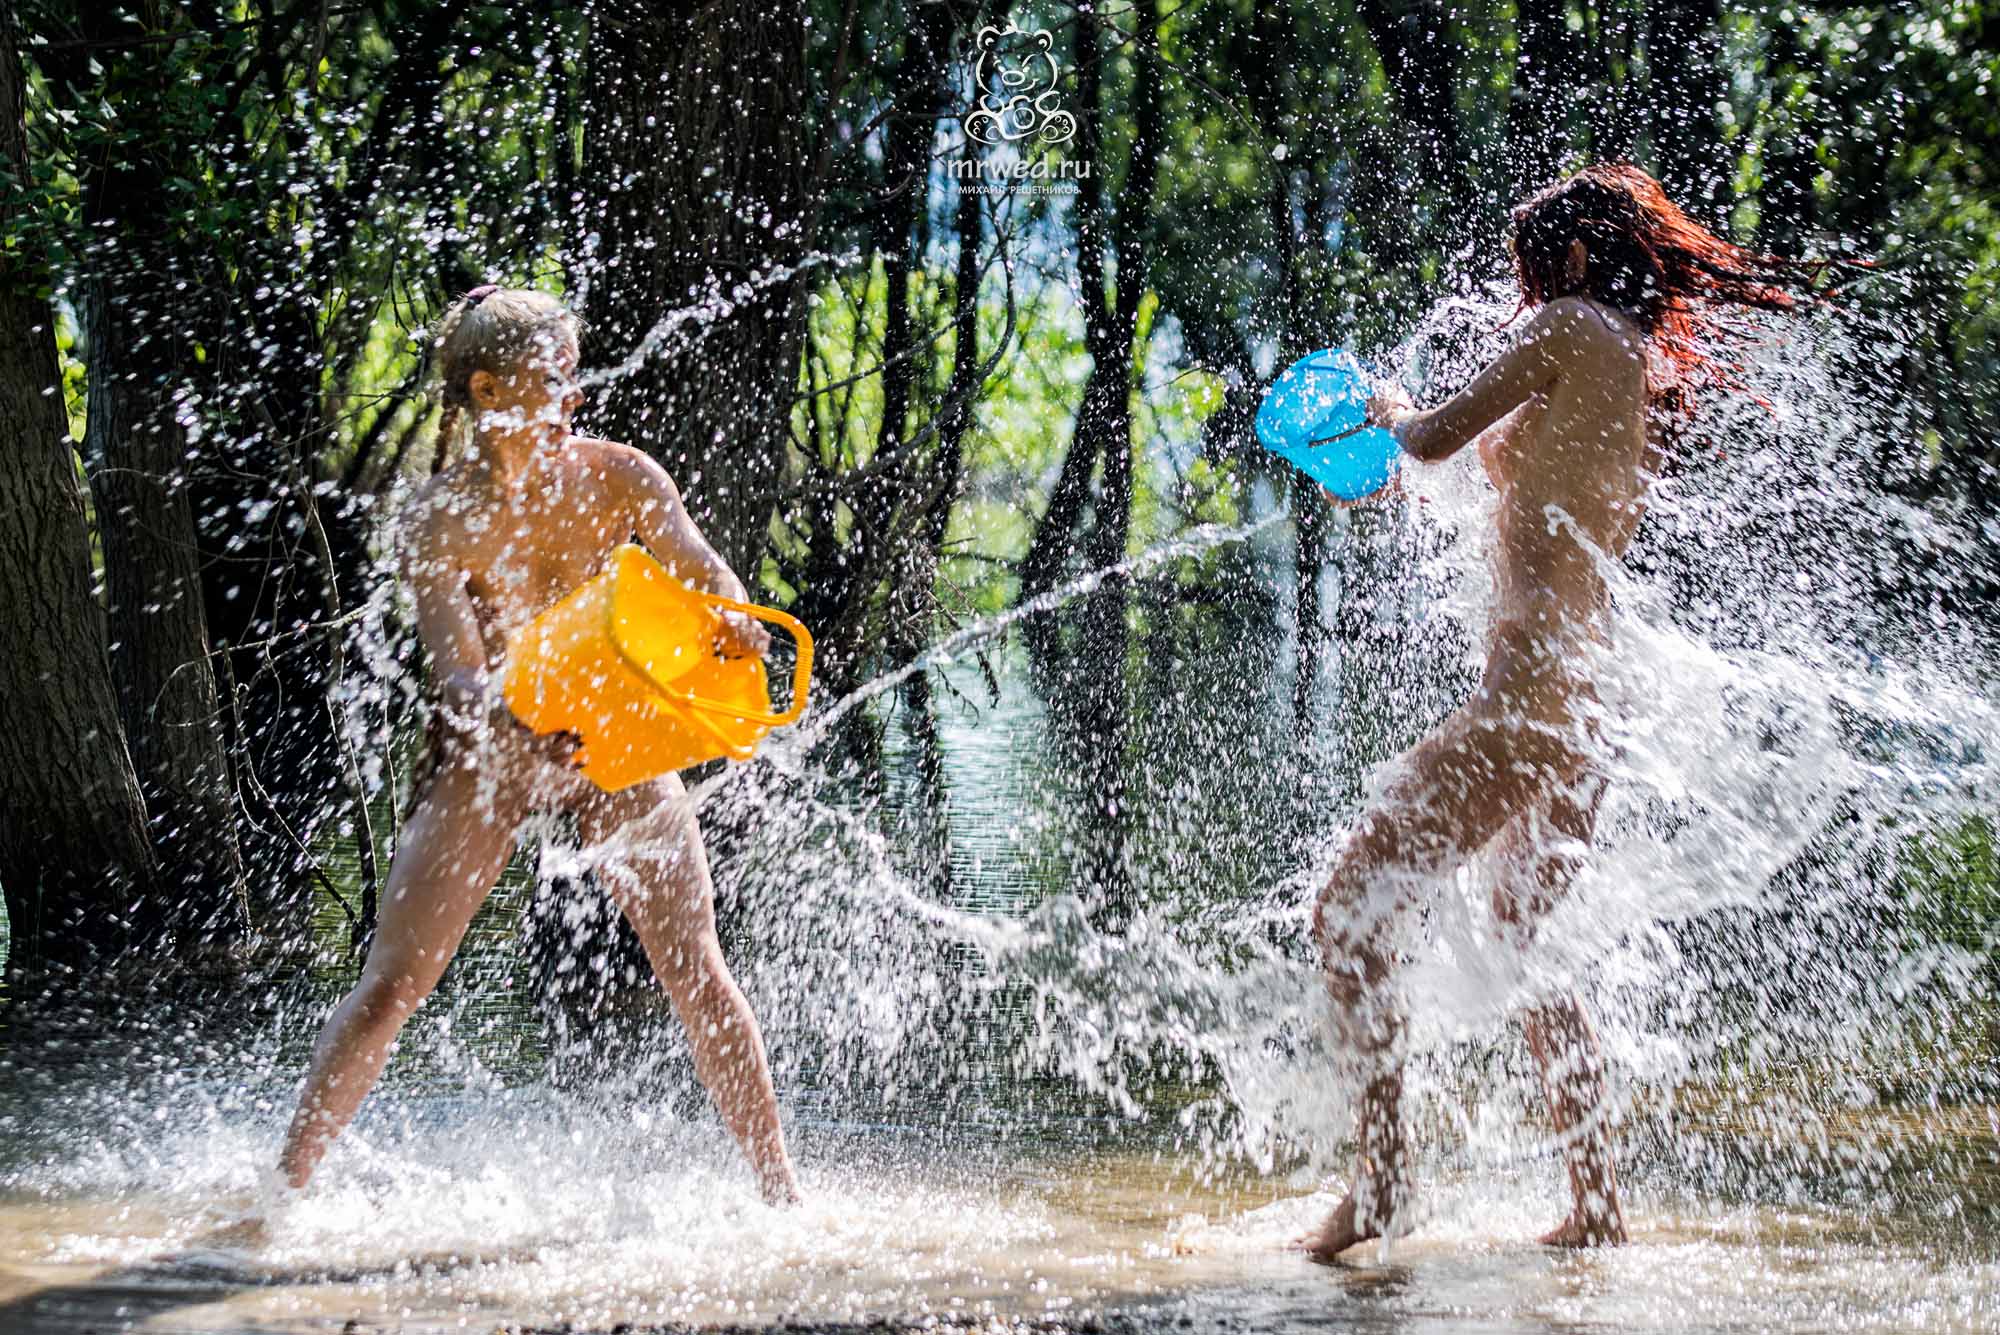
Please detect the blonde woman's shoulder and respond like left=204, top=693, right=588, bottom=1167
left=569, top=434, right=683, bottom=496
left=388, top=467, right=484, bottom=567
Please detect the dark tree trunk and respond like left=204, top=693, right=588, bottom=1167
left=1019, top=15, right=1114, bottom=608
left=541, top=0, right=819, bottom=1013
left=922, top=128, right=985, bottom=563
left=1021, top=5, right=1162, bottom=614
left=186, top=0, right=364, bottom=926
left=573, top=0, right=816, bottom=585
left=795, top=0, right=951, bottom=691
left=1021, top=5, right=1164, bottom=928
left=1292, top=481, right=1330, bottom=740
left=1240, top=13, right=1341, bottom=745
left=58, top=4, right=251, bottom=955
left=75, top=274, right=249, bottom=949
left=1508, top=0, right=1591, bottom=191
left=0, top=5, right=157, bottom=974
left=184, top=226, right=355, bottom=948
left=1643, top=0, right=1731, bottom=216
left=1351, top=0, right=1479, bottom=274
left=1082, top=0, right=1163, bottom=584
left=889, top=96, right=989, bottom=889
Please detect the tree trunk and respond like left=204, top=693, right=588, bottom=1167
left=1292, top=479, right=1330, bottom=741
left=573, top=0, right=816, bottom=585
left=61, top=5, right=251, bottom=954
left=1022, top=5, right=1165, bottom=927
left=1020, top=15, right=1114, bottom=607
left=0, top=6, right=157, bottom=973
left=1082, top=0, right=1164, bottom=584
left=543, top=0, right=818, bottom=1013
left=1507, top=0, right=1590, bottom=191
left=75, top=264, right=249, bottom=950
left=926, top=153, right=982, bottom=559
left=1021, top=5, right=1162, bottom=613
left=1643, top=0, right=1731, bottom=216
left=795, top=1, right=949, bottom=691
left=1351, top=0, right=1479, bottom=274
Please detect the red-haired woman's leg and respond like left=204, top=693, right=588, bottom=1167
left=1492, top=776, right=1627, bottom=1247
left=1307, top=704, right=1575, bottom=1260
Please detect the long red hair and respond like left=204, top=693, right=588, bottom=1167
left=1508, top=163, right=1865, bottom=422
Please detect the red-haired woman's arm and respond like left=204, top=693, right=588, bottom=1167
left=1390, top=298, right=1604, bottom=463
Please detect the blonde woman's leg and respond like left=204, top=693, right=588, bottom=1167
left=278, top=753, right=526, bottom=1189
left=577, top=773, right=800, bottom=1204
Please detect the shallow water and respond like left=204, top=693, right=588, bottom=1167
left=3, top=1111, right=1997, bottom=1334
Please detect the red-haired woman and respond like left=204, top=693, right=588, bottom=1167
left=1305, top=164, right=1844, bottom=1259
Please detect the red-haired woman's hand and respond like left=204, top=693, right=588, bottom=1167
left=1365, top=385, right=1415, bottom=433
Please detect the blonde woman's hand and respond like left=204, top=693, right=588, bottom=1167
left=714, top=608, right=772, bottom=660
left=521, top=724, right=585, bottom=771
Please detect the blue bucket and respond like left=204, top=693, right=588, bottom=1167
left=1253, top=347, right=1402, bottom=502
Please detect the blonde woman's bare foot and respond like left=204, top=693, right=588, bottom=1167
left=1537, top=1210, right=1626, bottom=1248
left=167, top=1166, right=300, bottom=1258
left=1299, top=1194, right=1375, bottom=1262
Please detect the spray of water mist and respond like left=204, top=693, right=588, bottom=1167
left=353, top=269, right=1991, bottom=1175
left=498, top=277, right=2000, bottom=1230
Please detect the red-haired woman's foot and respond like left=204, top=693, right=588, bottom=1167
left=759, top=1168, right=804, bottom=1208
left=1299, top=1186, right=1402, bottom=1263
left=1537, top=1209, right=1626, bottom=1248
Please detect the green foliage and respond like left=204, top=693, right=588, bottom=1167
left=1731, top=3, right=2000, bottom=453
left=10, top=0, right=1998, bottom=836
left=1898, top=815, right=2000, bottom=968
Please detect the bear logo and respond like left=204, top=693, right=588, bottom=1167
left=963, top=23, right=1077, bottom=147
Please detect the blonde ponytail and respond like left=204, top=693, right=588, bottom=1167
left=432, top=400, right=464, bottom=475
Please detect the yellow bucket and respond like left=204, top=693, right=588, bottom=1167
left=500, top=543, right=814, bottom=792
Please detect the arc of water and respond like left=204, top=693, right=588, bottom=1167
left=685, top=509, right=1290, bottom=809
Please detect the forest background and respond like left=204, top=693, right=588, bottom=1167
left=0, top=0, right=1995, bottom=982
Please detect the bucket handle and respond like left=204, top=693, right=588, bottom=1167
left=660, top=594, right=816, bottom=729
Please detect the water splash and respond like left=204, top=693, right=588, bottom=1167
left=6, top=282, right=1997, bottom=1329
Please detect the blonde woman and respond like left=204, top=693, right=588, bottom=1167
left=277, top=285, right=800, bottom=1204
